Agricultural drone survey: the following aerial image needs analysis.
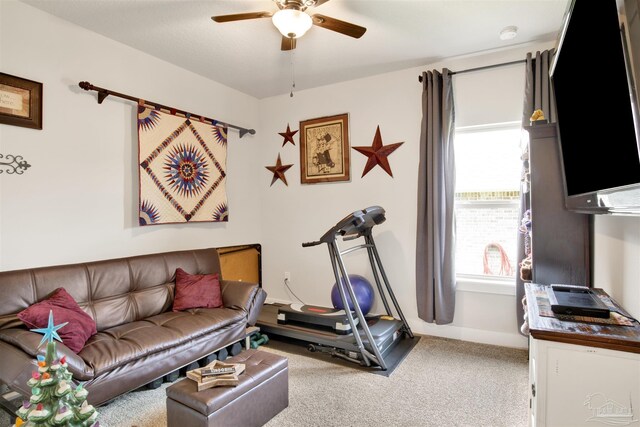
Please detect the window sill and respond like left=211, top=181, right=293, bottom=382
left=456, top=276, right=516, bottom=296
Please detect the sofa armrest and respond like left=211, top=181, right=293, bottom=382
left=0, top=329, right=94, bottom=381
left=221, top=280, right=267, bottom=326
left=0, top=340, right=39, bottom=399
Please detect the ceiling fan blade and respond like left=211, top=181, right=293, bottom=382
left=313, top=0, right=332, bottom=7
left=211, top=11, right=273, bottom=23
left=311, top=14, right=366, bottom=39
left=281, top=36, right=297, bottom=51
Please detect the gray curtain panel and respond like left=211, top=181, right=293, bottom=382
left=522, top=50, right=557, bottom=123
left=516, top=49, right=556, bottom=334
left=416, top=69, right=456, bottom=325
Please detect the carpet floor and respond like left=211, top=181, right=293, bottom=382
left=0, top=335, right=529, bottom=427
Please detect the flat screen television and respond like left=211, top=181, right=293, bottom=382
left=550, top=0, right=640, bottom=215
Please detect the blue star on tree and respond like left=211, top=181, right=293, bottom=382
left=30, top=310, right=68, bottom=348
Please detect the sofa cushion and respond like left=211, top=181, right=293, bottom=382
left=172, top=268, right=222, bottom=312
left=17, top=287, right=97, bottom=353
left=80, top=307, right=245, bottom=376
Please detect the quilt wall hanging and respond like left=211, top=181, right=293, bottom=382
left=138, top=103, right=228, bottom=225
left=78, top=81, right=255, bottom=226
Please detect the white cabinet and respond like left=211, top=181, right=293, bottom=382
left=525, top=283, right=640, bottom=426
left=529, top=337, right=640, bottom=426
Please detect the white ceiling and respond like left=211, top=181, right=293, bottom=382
left=21, top=0, right=571, bottom=99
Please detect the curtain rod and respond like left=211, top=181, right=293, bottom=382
left=418, top=59, right=526, bottom=82
left=78, top=81, right=256, bottom=138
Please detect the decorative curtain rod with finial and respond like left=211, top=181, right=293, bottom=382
left=78, top=81, right=256, bottom=138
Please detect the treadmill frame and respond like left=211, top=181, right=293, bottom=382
left=281, top=206, right=414, bottom=370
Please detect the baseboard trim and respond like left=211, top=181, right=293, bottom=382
left=410, top=321, right=528, bottom=349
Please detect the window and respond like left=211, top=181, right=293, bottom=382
left=454, top=122, right=523, bottom=280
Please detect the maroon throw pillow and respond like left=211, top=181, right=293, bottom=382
left=17, top=287, right=97, bottom=354
left=172, top=268, right=223, bottom=312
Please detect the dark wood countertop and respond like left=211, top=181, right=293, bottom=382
left=525, top=283, right=640, bottom=354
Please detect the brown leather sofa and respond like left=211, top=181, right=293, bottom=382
left=0, top=247, right=267, bottom=406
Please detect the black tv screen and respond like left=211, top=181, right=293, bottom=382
left=551, top=0, right=640, bottom=212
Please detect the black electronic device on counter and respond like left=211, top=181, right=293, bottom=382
left=546, top=284, right=611, bottom=318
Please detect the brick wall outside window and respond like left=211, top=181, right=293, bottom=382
left=455, top=192, right=519, bottom=277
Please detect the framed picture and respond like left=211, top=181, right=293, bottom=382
left=299, top=113, right=350, bottom=184
left=0, top=73, right=43, bottom=130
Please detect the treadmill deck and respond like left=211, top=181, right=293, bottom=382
left=257, top=303, right=405, bottom=358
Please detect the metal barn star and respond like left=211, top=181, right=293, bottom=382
left=278, top=124, right=298, bottom=147
left=352, top=126, right=404, bottom=177
left=30, top=310, right=68, bottom=348
left=265, top=154, right=293, bottom=186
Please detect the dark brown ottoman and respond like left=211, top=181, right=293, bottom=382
left=166, top=349, right=288, bottom=427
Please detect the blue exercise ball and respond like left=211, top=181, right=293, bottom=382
left=331, top=274, right=374, bottom=315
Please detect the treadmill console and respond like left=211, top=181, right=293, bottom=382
left=321, top=205, right=386, bottom=243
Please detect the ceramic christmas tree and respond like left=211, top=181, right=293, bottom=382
left=13, top=310, right=99, bottom=427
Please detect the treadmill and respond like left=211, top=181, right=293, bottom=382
left=257, top=206, right=413, bottom=370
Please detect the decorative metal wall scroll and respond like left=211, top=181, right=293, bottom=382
left=0, top=153, right=31, bottom=174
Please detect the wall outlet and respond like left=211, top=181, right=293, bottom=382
left=284, top=271, right=291, bottom=282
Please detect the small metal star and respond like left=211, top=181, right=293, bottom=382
left=278, top=124, right=298, bottom=147
left=352, top=125, right=404, bottom=177
left=265, top=154, right=293, bottom=186
left=30, top=310, right=68, bottom=348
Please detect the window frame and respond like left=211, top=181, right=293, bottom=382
left=453, top=121, right=523, bottom=294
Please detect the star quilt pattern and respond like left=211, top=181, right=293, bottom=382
left=137, top=105, right=228, bottom=225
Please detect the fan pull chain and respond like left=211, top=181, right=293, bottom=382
left=290, top=45, right=296, bottom=98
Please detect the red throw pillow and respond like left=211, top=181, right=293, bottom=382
left=172, top=268, right=223, bottom=312
left=17, top=287, right=97, bottom=354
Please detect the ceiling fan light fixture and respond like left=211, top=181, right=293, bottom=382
left=272, top=9, right=312, bottom=38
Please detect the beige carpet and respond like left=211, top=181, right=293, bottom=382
left=1, top=335, right=529, bottom=427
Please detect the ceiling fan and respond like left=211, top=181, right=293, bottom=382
left=211, top=0, right=367, bottom=51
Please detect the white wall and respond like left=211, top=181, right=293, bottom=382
left=594, top=216, right=640, bottom=319
left=258, top=43, right=563, bottom=349
left=0, top=1, right=262, bottom=270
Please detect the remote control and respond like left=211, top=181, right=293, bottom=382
left=200, top=367, right=236, bottom=377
